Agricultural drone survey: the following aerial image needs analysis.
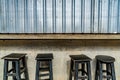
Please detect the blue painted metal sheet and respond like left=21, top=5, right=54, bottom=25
left=0, top=0, right=119, bottom=33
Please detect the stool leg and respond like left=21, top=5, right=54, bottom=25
left=35, top=60, right=40, bottom=80
left=74, top=62, right=78, bottom=80
left=3, top=60, right=8, bottom=80
left=99, top=62, right=102, bottom=80
left=95, top=60, right=98, bottom=80
left=49, top=60, right=53, bottom=80
left=106, top=63, right=110, bottom=80
left=111, top=63, right=116, bottom=80
left=69, top=59, right=73, bottom=80
left=87, top=62, right=92, bottom=80
left=15, top=61, right=21, bottom=80
left=22, top=57, right=29, bottom=80
left=82, top=63, right=85, bottom=79
left=12, top=62, right=17, bottom=80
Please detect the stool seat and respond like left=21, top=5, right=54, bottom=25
left=2, top=53, right=26, bottom=60
left=70, top=54, right=92, bottom=61
left=36, top=53, right=53, bottom=60
left=96, top=55, right=115, bottom=63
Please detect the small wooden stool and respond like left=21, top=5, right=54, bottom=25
left=69, top=54, right=92, bottom=80
left=95, top=55, right=116, bottom=80
left=35, top=53, right=53, bottom=80
left=2, top=53, right=29, bottom=80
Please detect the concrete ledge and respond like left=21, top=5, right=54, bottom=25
left=0, top=33, right=120, bottom=40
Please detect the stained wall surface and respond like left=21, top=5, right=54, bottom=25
left=0, top=40, right=120, bottom=80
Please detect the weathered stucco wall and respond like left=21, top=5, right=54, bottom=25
left=0, top=40, right=120, bottom=80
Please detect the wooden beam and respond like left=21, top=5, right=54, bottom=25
left=0, top=34, right=120, bottom=40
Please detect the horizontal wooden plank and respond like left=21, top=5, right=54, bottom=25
left=0, top=34, right=120, bottom=40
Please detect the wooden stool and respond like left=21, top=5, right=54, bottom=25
left=69, top=54, right=92, bottom=80
left=2, top=53, right=29, bottom=80
left=95, top=55, right=116, bottom=80
left=35, top=53, right=53, bottom=80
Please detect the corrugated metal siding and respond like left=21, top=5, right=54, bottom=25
left=0, top=0, right=119, bottom=33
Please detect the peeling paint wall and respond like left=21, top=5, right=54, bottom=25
left=0, top=40, right=120, bottom=80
